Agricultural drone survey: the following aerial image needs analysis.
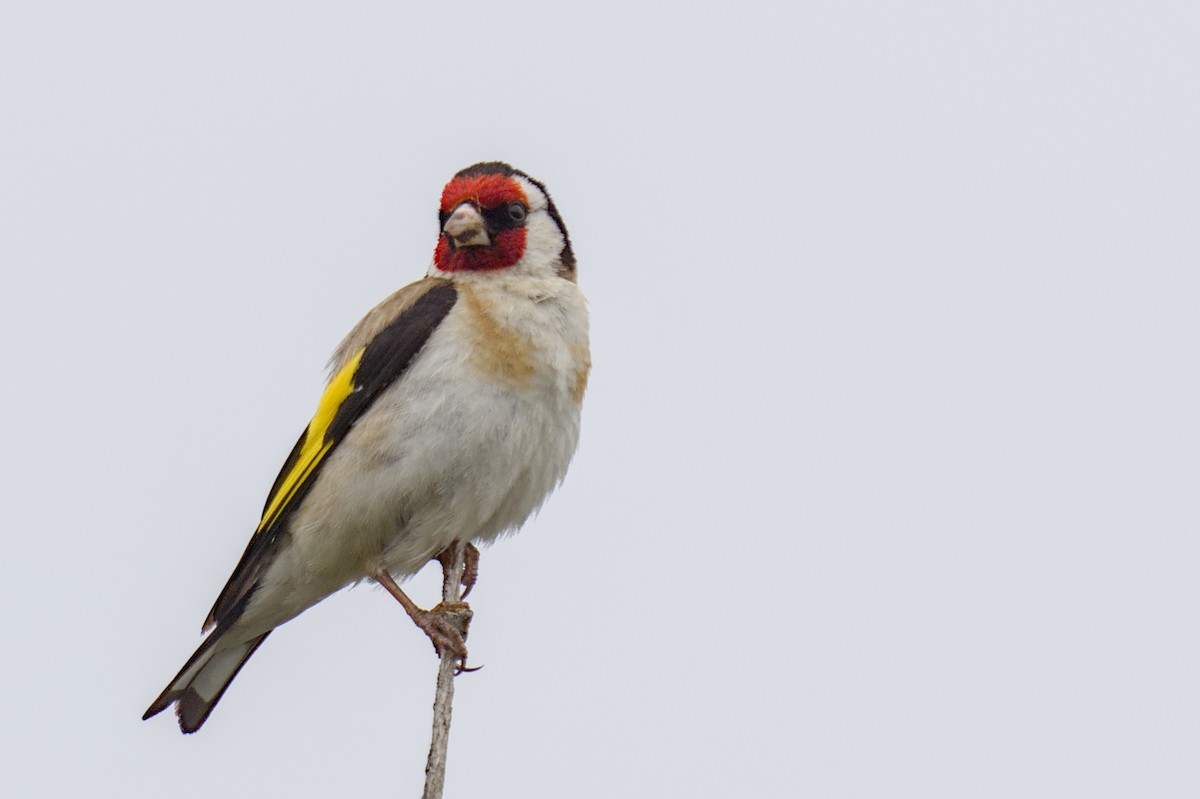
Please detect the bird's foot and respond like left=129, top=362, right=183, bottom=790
left=436, top=542, right=480, bottom=599
left=417, top=601, right=481, bottom=674
left=372, top=568, right=481, bottom=674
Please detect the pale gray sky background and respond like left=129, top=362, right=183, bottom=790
left=2, top=2, right=1198, bottom=796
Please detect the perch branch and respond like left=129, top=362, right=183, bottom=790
left=422, top=541, right=472, bottom=799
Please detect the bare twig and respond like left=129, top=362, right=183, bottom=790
left=422, top=542, right=472, bottom=799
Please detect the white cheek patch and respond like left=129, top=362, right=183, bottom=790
left=513, top=175, right=547, bottom=213
left=522, top=214, right=566, bottom=272
left=507, top=176, right=567, bottom=278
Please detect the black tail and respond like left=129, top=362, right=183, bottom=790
left=143, top=629, right=271, bottom=733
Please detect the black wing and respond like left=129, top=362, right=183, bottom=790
left=203, top=282, right=459, bottom=630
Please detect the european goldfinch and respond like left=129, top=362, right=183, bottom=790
left=144, top=162, right=589, bottom=733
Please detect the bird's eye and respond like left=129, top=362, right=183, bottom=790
left=507, top=202, right=527, bottom=222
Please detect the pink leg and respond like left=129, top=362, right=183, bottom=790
left=372, top=568, right=472, bottom=668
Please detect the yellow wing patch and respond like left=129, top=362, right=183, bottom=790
left=257, top=349, right=364, bottom=533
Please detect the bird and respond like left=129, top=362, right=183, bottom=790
left=143, top=161, right=589, bottom=733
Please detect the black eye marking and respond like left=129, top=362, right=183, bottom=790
left=480, top=201, right=529, bottom=234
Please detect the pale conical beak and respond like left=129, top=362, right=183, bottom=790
left=442, top=202, right=491, bottom=248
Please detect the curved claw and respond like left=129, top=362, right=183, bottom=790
left=436, top=543, right=480, bottom=599
left=422, top=601, right=472, bottom=662
left=459, top=544, right=480, bottom=599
